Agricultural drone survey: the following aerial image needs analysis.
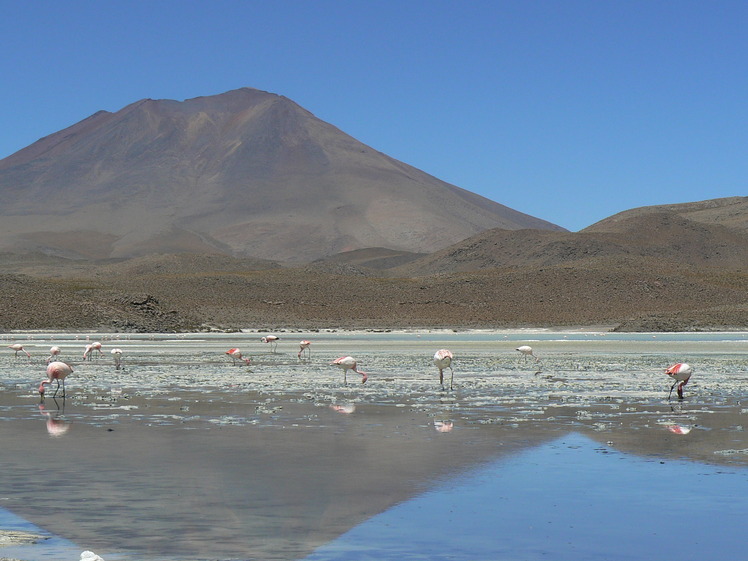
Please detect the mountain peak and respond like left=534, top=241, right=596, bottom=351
left=0, top=88, right=563, bottom=262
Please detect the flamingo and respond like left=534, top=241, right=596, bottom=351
left=39, top=361, right=74, bottom=399
left=433, top=349, right=454, bottom=389
left=91, top=341, right=103, bottom=357
left=47, top=346, right=61, bottom=363
left=225, top=348, right=250, bottom=366
left=665, top=362, right=693, bottom=400
left=298, top=340, right=311, bottom=359
left=8, top=344, right=30, bottom=358
left=331, top=356, right=368, bottom=385
left=261, top=335, right=279, bottom=352
left=111, top=348, right=123, bottom=370
left=516, top=345, right=539, bottom=362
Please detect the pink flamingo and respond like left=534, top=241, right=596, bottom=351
left=8, top=344, right=30, bottom=358
left=665, top=363, right=693, bottom=400
left=225, top=348, right=250, bottom=366
left=331, top=356, right=368, bottom=385
left=111, top=348, right=123, bottom=370
left=39, top=361, right=74, bottom=399
left=298, top=340, right=311, bottom=359
left=516, top=345, right=539, bottom=362
left=433, top=349, right=454, bottom=389
left=261, top=335, right=279, bottom=352
left=47, top=346, right=61, bottom=363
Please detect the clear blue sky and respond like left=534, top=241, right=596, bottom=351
left=1, top=0, right=745, bottom=231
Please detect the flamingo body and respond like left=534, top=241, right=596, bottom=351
left=8, top=344, right=31, bottom=358
left=111, top=348, right=123, bottom=369
left=665, top=363, right=693, bottom=400
left=298, top=340, right=312, bottom=359
left=516, top=345, right=538, bottom=361
left=433, top=349, right=454, bottom=389
left=331, top=356, right=368, bottom=385
left=40, top=361, right=74, bottom=398
left=226, top=348, right=250, bottom=365
left=261, top=336, right=280, bottom=352
left=47, top=346, right=61, bottom=363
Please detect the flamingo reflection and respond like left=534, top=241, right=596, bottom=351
left=39, top=401, right=71, bottom=437
left=666, top=424, right=692, bottom=435
left=434, top=420, right=454, bottom=432
left=330, top=404, right=356, bottom=414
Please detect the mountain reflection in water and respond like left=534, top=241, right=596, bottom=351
left=306, top=433, right=748, bottom=561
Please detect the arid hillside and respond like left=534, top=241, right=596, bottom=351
left=1, top=215, right=746, bottom=333
left=0, top=88, right=562, bottom=263
left=387, top=203, right=748, bottom=277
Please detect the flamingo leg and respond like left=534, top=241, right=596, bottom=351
left=449, top=367, right=454, bottom=391
left=667, top=381, right=677, bottom=400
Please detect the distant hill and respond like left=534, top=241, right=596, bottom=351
left=389, top=201, right=748, bottom=277
left=0, top=87, right=563, bottom=263
left=584, top=196, right=748, bottom=233
left=1, top=192, right=747, bottom=332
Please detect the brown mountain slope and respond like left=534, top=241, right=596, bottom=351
left=584, top=196, right=748, bottom=233
left=388, top=209, right=748, bottom=277
left=0, top=88, right=563, bottom=263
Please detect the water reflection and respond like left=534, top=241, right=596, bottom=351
left=39, top=400, right=71, bottom=437
left=329, top=404, right=356, bottom=414
left=305, top=433, right=748, bottom=561
left=433, top=420, right=453, bottom=432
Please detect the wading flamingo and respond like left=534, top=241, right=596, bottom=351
left=47, top=346, right=61, bottom=363
left=39, top=361, right=74, bottom=399
left=433, top=349, right=454, bottom=390
left=225, top=348, right=250, bottom=366
left=298, top=340, right=311, bottom=359
left=331, top=356, right=368, bottom=385
left=8, top=344, right=30, bottom=358
left=516, top=345, right=539, bottom=362
left=665, top=363, right=693, bottom=400
left=111, top=348, right=123, bottom=370
left=261, top=335, right=279, bottom=352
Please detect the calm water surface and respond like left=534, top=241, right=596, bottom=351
left=0, top=330, right=746, bottom=561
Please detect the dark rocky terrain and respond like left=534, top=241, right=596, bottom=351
left=2, top=197, right=747, bottom=332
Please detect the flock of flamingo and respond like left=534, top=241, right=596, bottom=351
left=6, top=340, right=694, bottom=401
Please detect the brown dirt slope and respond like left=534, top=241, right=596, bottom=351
left=389, top=211, right=748, bottom=276
left=1, top=196, right=746, bottom=332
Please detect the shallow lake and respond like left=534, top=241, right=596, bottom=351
left=1, top=330, right=746, bottom=560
